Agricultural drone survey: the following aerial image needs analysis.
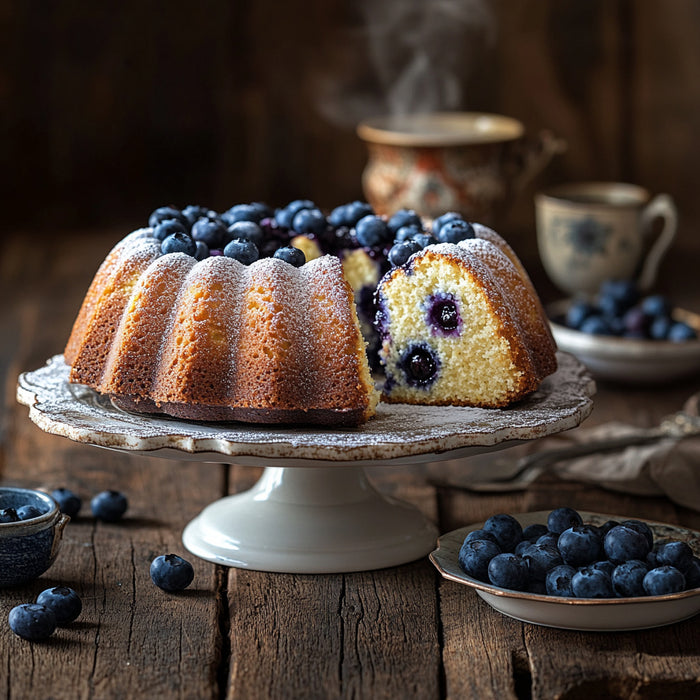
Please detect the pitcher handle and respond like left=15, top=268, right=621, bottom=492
left=637, top=193, right=677, bottom=291
left=511, top=129, right=567, bottom=192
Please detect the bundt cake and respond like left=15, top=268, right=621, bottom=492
left=375, top=230, right=557, bottom=408
left=65, top=229, right=379, bottom=427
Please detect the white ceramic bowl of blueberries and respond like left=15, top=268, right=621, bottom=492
left=548, top=280, right=700, bottom=384
left=430, top=507, right=700, bottom=631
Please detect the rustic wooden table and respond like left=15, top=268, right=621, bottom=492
left=1, top=231, right=699, bottom=699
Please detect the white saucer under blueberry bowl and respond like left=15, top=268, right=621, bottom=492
left=430, top=511, right=700, bottom=632
left=548, top=300, right=700, bottom=384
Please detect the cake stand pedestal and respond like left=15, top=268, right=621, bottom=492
left=17, top=352, right=595, bottom=573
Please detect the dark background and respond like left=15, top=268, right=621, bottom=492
left=2, top=0, right=699, bottom=277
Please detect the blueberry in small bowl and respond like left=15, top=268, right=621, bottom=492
left=0, top=487, right=70, bottom=587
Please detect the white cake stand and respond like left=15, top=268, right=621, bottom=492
left=17, top=353, right=594, bottom=573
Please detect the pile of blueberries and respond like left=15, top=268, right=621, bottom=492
left=149, top=200, right=477, bottom=269
left=459, top=507, right=700, bottom=598
left=563, top=279, right=697, bottom=342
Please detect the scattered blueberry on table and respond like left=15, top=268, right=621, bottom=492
left=8, top=604, right=57, bottom=641
left=91, top=490, right=128, bottom=522
left=458, top=507, right=700, bottom=598
left=150, top=554, right=195, bottom=592
left=36, top=587, right=82, bottom=625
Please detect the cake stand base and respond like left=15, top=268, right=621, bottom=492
left=182, top=466, right=438, bottom=573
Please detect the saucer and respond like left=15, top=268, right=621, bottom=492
left=430, top=511, right=700, bottom=631
left=548, top=300, right=700, bottom=384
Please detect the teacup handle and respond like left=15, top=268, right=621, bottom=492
left=637, top=193, right=677, bottom=291
left=511, top=130, right=567, bottom=192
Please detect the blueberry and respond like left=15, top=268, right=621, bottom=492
left=649, top=315, right=672, bottom=340
left=51, top=487, right=82, bottom=518
left=655, top=540, right=694, bottom=573
left=621, top=307, right=651, bottom=338
left=191, top=218, right=227, bottom=248
left=399, top=343, right=439, bottom=387
left=427, top=294, right=461, bottom=335
left=599, top=279, right=640, bottom=310
left=328, top=204, right=352, bottom=227
left=487, top=553, right=529, bottom=591
left=292, top=208, right=327, bottom=236
left=226, top=221, right=264, bottom=247
left=154, top=218, right=189, bottom=242
left=611, top=560, right=648, bottom=597
left=388, top=240, right=422, bottom=267
left=547, top=507, right=583, bottom=535
left=620, top=519, right=654, bottom=550
left=181, top=205, right=211, bottom=226
left=565, top=300, right=596, bottom=329
left=643, top=566, right=686, bottom=595
left=223, top=238, right=260, bottom=265
left=598, top=520, right=620, bottom=537
left=91, top=490, right=128, bottom=522
left=194, top=241, right=210, bottom=261
left=458, top=538, right=502, bottom=582
left=463, top=529, right=499, bottom=546
left=604, top=524, right=651, bottom=563
left=161, top=232, right=197, bottom=257
left=535, top=532, right=559, bottom=549
left=8, top=604, right=57, bottom=641
left=387, top=209, right=422, bottom=236
left=0, top=507, right=20, bottom=523
left=432, top=211, right=462, bottom=235
left=150, top=553, right=195, bottom=592
left=514, top=540, right=534, bottom=556
left=685, top=557, right=700, bottom=589
left=640, top=294, right=671, bottom=317
left=589, top=559, right=615, bottom=577
left=394, top=224, right=423, bottom=243
left=521, top=542, right=562, bottom=581
left=483, top=513, right=523, bottom=553
left=668, top=321, right=697, bottom=341
left=221, top=203, right=265, bottom=226
left=436, top=219, right=475, bottom=244
left=579, top=315, right=615, bottom=336
left=36, top=586, right=82, bottom=624
left=545, top=564, right=577, bottom=597
left=275, top=200, right=315, bottom=229
left=557, top=525, right=602, bottom=567
left=17, top=505, right=43, bottom=520
left=273, top=246, right=306, bottom=267
left=148, top=206, right=188, bottom=230
left=571, top=566, right=614, bottom=598
left=411, top=233, right=436, bottom=248
left=355, top=215, right=390, bottom=247
left=345, top=201, right=374, bottom=226
left=522, top=523, right=549, bottom=542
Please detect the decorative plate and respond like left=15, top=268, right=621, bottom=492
left=430, top=511, right=700, bottom=631
left=548, top=300, right=700, bottom=384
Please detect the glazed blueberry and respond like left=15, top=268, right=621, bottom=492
left=394, top=224, right=423, bottom=243
left=36, top=586, right=82, bottom=624
left=458, top=538, right=502, bottom=582
left=161, top=232, right=197, bottom=257
left=604, top=524, right=651, bottom=563
left=557, top=525, right=603, bottom=567
left=668, top=321, right=697, bottom=341
left=620, top=520, right=654, bottom=550
left=8, top=604, right=56, bottom=641
left=388, top=240, right=422, bottom=267
left=432, top=211, right=462, bottom=235
left=611, top=560, right=648, bottom=597
left=194, top=241, right=209, bottom=261
left=655, top=540, right=694, bottom=573
left=547, top=507, right=583, bottom=535
left=487, top=553, right=529, bottom=591
left=545, top=564, right=577, bottom=597
left=355, top=215, right=390, bottom=247
left=579, top=315, right=615, bottom=336
left=275, top=200, right=315, bottom=229
left=522, top=523, right=549, bottom=542
left=149, top=206, right=188, bottom=230
left=463, top=529, right=499, bottom=546
left=399, top=344, right=439, bottom=386
left=521, top=543, right=562, bottom=581
left=273, top=246, right=306, bottom=267
left=571, top=566, right=614, bottom=598
left=292, top=208, right=327, bottom=236
left=17, top=505, right=43, bottom=521
left=223, top=238, right=260, bottom=265
left=150, top=554, right=195, bottom=592
left=221, top=203, right=265, bottom=226
left=0, top=507, right=20, bottom=523
left=436, top=219, right=475, bottom=244
left=91, top=490, right=128, bottom=522
left=427, top=295, right=461, bottom=335
left=640, top=294, right=672, bottom=317
left=387, top=209, right=422, bottom=236
left=191, top=218, right=227, bottom=248
left=483, top=513, right=523, bottom=553
left=565, top=300, right=596, bottom=329
left=643, top=566, right=686, bottom=595
left=154, top=218, right=188, bottom=242
left=227, top=221, right=263, bottom=247
left=51, top=487, right=81, bottom=518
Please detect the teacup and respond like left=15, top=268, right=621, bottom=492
left=535, top=182, right=677, bottom=296
left=357, top=111, right=565, bottom=225
left=0, top=487, right=70, bottom=587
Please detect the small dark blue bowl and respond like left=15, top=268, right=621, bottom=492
left=0, top=487, right=70, bottom=587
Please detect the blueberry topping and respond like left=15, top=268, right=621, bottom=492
left=226, top=221, right=264, bottom=247
left=161, top=232, right=197, bottom=257
left=355, top=215, right=391, bottom=247
left=154, top=218, right=189, bottom=242
left=51, top=487, right=81, bottom=518
left=292, top=208, right=327, bottom=235
left=91, top=489, right=128, bottom=522
left=223, top=238, right=260, bottom=265
left=150, top=553, right=195, bottom=592
left=16, top=505, right=43, bottom=521
left=0, top=507, right=20, bottom=523
left=181, top=205, right=211, bottom=226
left=345, top=201, right=374, bottom=226
left=399, top=343, right=439, bottom=387
left=388, top=240, right=421, bottom=267
left=8, top=604, right=57, bottom=641
left=328, top=204, right=351, bottom=228
left=36, top=587, right=82, bottom=624
left=436, top=219, right=475, bottom=243
left=273, top=246, right=306, bottom=267
left=411, top=232, right=436, bottom=248
left=221, top=203, right=265, bottom=226
left=275, top=199, right=315, bottom=229
left=387, top=209, right=421, bottom=236
left=191, top=218, right=227, bottom=248
left=394, top=224, right=422, bottom=243
left=148, top=206, right=189, bottom=230
left=194, top=241, right=210, bottom=261
left=432, top=211, right=463, bottom=235
left=427, top=294, right=461, bottom=336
